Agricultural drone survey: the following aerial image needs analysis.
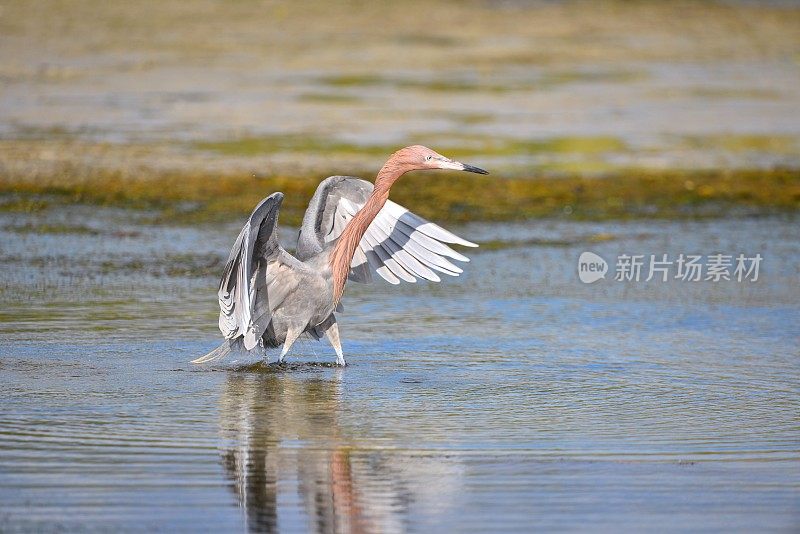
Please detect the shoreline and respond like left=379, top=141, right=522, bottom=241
left=2, top=163, right=797, bottom=227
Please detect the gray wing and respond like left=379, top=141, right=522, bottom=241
left=218, top=192, right=303, bottom=350
left=296, top=176, right=477, bottom=285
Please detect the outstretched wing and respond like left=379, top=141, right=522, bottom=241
left=217, top=192, right=303, bottom=350
left=296, top=176, right=477, bottom=285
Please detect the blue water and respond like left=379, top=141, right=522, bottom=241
left=0, top=209, right=798, bottom=532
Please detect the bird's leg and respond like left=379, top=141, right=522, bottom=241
left=324, top=320, right=346, bottom=366
left=279, top=327, right=302, bottom=364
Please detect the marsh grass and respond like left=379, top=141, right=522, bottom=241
left=317, top=70, right=645, bottom=93
left=296, top=93, right=364, bottom=104
left=194, top=135, right=397, bottom=158
left=195, top=134, right=629, bottom=159
left=680, top=135, right=800, bottom=154
left=2, top=164, right=797, bottom=227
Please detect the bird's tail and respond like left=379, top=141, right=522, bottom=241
left=191, top=339, right=239, bottom=364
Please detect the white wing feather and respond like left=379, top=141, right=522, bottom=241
left=335, top=197, right=476, bottom=285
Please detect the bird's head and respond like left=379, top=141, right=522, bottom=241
left=391, top=145, right=489, bottom=175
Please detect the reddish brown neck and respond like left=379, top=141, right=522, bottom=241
left=329, top=160, right=409, bottom=304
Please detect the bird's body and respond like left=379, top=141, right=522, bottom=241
left=193, top=146, right=488, bottom=366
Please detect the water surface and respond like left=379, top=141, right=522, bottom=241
left=0, top=209, right=798, bottom=532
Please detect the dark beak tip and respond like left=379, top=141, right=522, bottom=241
left=463, top=164, right=489, bottom=175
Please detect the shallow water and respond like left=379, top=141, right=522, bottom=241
left=0, top=209, right=798, bottom=532
left=2, top=2, right=800, bottom=174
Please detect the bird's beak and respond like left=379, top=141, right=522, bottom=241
left=437, top=158, right=489, bottom=174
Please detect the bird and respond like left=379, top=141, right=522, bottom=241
left=192, top=145, right=488, bottom=366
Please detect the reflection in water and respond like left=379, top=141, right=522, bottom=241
left=218, top=369, right=462, bottom=533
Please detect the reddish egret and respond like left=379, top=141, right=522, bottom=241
left=193, top=145, right=488, bottom=366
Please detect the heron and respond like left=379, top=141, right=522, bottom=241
left=192, top=145, right=488, bottom=366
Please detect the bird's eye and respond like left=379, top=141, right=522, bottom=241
left=425, top=155, right=432, bottom=161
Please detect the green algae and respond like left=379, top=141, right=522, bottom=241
left=317, top=69, right=644, bottom=93
left=681, top=135, right=800, bottom=155
left=478, top=233, right=617, bottom=251
left=2, top=165, right=797, bottom=226
left=194, top=135, right=397, bottom=157
left=194, top=134, right=628, bottom=159
left=652, top=87, right=784, bottom=100
left=3, top=223, right=101, bottom=235
left=0, top=197, right=50, bottom=213
left=296, top=93, right=364, bottom=104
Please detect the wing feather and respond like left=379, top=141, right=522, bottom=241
left=382, top=201, right=478, bottom=247
left=296, top=176, right=477, bottom=289
left=363, top=213, right=441, bottom=282
left=362, top=231, right=416, bottom=283
left=363, top=246, right=400, bottom=284
left=217, top=192, right=305, bottom=350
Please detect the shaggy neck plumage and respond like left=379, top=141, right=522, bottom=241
left=329, top=159, right=408, bottom=304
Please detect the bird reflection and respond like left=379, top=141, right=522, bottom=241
left=219, top=369, right=362, bottom=533
left=218, top=367, right=463, bottom=533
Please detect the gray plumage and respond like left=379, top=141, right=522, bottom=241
left=193, top=146, right=487, bottom=366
